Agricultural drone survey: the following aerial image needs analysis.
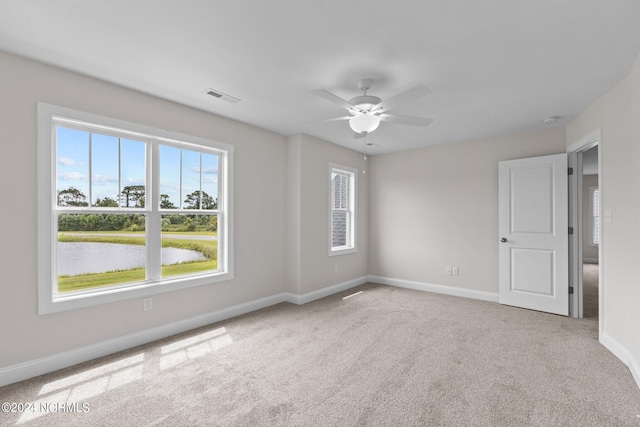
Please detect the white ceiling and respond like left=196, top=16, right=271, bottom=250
left=2, top=1, right=640, bottom=154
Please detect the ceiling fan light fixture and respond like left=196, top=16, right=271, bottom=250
left=348, top=95, right=382, bottom=111
left=349, top=114, right=381, bottom=134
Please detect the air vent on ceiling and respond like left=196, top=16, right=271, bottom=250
left=205, top=88, right=240, bottom=104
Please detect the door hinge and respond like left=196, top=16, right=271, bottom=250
left=568, top=167, right=574, bottom=175
left=569, top=227, right=574, bottom=235
left=569, top=286, right=574, bottom=294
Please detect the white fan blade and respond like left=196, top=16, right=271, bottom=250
left=312, top=89, right=354, bottom=111
left=379, top=113, right=433, bottom=127
left=354, top=132, right=365, bottom=139
left=375, top=85, right=430, bottom=112
left=321, top=116, right=352, bottom=122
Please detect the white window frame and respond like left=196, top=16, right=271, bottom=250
left=37, top=103, right=234, bottom=314
left=328, top=163, right=357, bottom=256
left=589, top=185, right=600, bottom=246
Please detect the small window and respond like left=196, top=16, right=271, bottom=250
left=590, top=186, right=600, bottom=246
left=329, top=164, right=357, bottom=255
left=38, top=103, right=234, bottom=314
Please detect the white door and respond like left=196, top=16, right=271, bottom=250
left=498, top=153, right=569, bottom=315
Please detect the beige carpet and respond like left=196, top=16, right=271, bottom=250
left=1, top=283, right=639, bottom=426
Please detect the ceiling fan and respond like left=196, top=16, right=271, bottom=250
left=312, top=79, right=433, bottom=136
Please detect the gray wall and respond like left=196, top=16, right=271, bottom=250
left=0, top=51, right=366, bottom=369
left=368, top=127, right=566, bottom=293
left=0, top=51, right=284, bottom=366
left=287, top=134, right=369, bottom=295
left=567, top=53, right=640, bottom=377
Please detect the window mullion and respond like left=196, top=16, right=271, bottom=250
left=217, top=153, right=225, bottom=272
left=147, top=140, right=161, bottom=281
left=118, top=137, right=122, bottom=207
left=88, top=133, right=93, bottom=207
left=199, top=153, right=203, bottom=209
left=179, top=149, right=183, bottom=209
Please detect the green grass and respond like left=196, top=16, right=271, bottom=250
left=61, top=230, right=218, bottom=237
left=57, top=233, right=218, bottom=293
left=58, top=234, right=145, bottom=245
left=162, top=259, right=218, bottom=277
left=58, top=269, right=146, bottom=292
left=161, top=238, right=217, bottom=260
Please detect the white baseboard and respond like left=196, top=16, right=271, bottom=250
left=0, top=293, right=287, bottom=388
left=284, top=276, right=368, bottom=305
left=368, top=275, right=499, bottom=303
left=600, top=332, right=640, bottom=391
left=0, top=276, right=370, bottom=387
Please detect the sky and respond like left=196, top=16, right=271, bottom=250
left=56, top=126, right=219, bottom=209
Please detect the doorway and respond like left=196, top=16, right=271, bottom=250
left=581, top=146, right=599, bottom=318
left=568, top=129, right=602, bottom=328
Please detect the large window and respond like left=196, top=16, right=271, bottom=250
left=329, top=164, right=357, bottom=255
left=38, top=103, right=234, bottom=314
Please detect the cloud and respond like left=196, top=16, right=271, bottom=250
left=189, top=166, right=218, bottom=174
left=58, top=157, right=78, bottom=166
left=58, top=172, right=85, bottom=181
left=92, top=174, right=118, bottom=185
left=159, top=182, right=180, bottom=195
left=123, top=177, right=145, bottom=184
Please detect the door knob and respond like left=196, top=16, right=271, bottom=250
left=500, top=238, right=507, bottom=243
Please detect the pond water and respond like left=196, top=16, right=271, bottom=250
left=58, top=242, right=206, bottom=276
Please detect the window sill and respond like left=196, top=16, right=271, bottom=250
left=39, top=271, right=233, bottom=315
left=329, top=246, right=357, bottom=257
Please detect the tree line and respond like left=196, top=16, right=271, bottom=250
left=57, top=185, right=217, bottom=209
left=57, top=186, right=218, bottom=232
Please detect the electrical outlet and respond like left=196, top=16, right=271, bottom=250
left=446, top=267, right=452, bottom=276
left=334, top=265, right=339, bottom=273
left=143, top=298, right=152, bottom=311
left=452, top=267, right=459, bottom=276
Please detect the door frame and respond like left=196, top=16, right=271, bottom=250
left=567, top=129, right=602, bottom=333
